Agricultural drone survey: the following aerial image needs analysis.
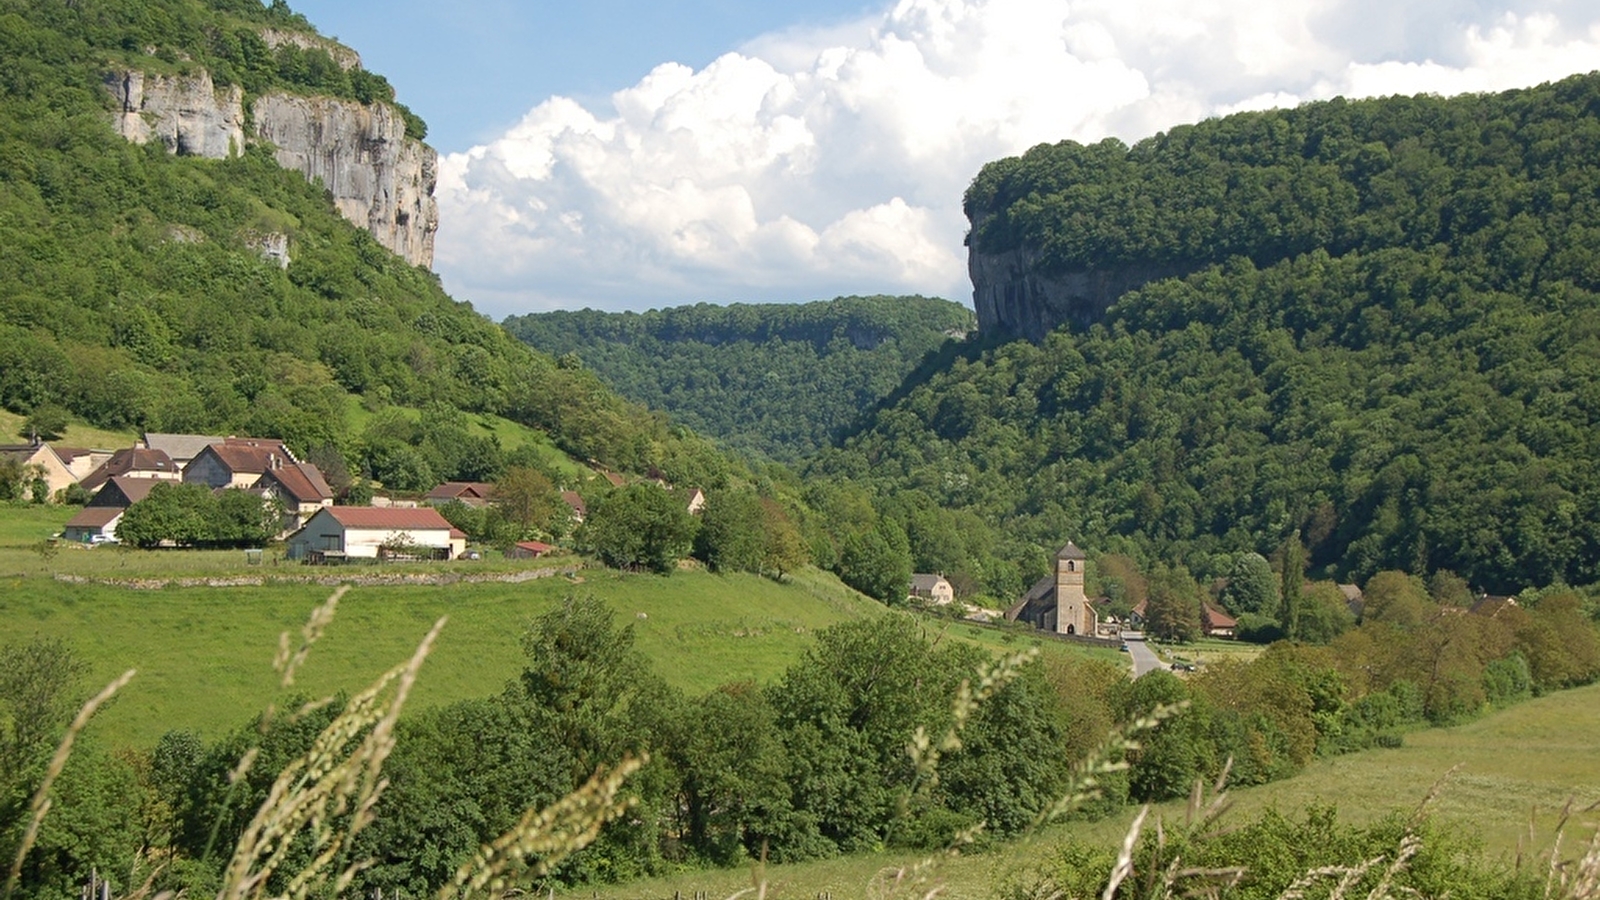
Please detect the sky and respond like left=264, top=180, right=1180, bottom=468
left=287, top=0, right=1600, bottom=319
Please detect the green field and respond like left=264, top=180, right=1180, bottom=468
left=0, top=565, right=884, bottom=747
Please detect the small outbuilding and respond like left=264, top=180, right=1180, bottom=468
left=63, top=506, right=124, bottom=543
left=507, top=540, right=556, bottom=559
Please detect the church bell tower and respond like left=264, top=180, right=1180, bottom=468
left=1055, top=541, right=1088, bottom=635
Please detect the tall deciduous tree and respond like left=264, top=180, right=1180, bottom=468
left=1279, top=532, right=1305, bottom=640
left=580, top=483, right=697, bottom=574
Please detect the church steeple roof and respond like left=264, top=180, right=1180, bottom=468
left=1056, top=541, right=1086, bottom=560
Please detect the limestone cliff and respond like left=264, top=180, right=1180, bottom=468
left=104, top=69, right=437, bottom=268
left=107, top=69, right=244, bottom=158
left=253, top=93, right=437, bottom=268
left=968, top=220, right=1196, bottom=343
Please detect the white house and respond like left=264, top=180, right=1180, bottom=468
left=286, top=507, right=466, bottom=561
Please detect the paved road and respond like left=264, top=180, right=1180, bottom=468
left=1126, top=639, right=1165, bottom=678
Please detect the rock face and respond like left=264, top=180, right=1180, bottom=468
left=104, top=69, right=437, bottom=268
left=253, top=93, right=438, bottom=268
left=969, top=237, right=1196, bottom=343
left=106, top=69, right=244, bottom=158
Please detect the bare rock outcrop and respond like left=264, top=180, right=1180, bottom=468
left=252, top=93, right=438, bottom=268
left=969, top=240, right=1196, bottom=342
left=104, top=68, right=437, bottom=268
left=106, top=69, right=244, bottom=158
left=258, top=29, right=361, bottom=70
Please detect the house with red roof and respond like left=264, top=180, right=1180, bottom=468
left=254, top=463, right=335, bottom=536
left=79, top=447, right=181, bottom=493
left=184, top=439, right=296, bottom=489
left=285, top=506, right=466, bottom=561
left=425, top=481, right=496, bottom=507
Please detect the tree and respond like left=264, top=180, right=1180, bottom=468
left=211, top=487, right=279, bottom=547
left=1278, top=533, right=1305, bottom=640
left=1222, top=552, right=1278, bottom=616
left=493, top=466, right=562, bottom=539
left=580, top=483, right=697, bottom=574
left=758, top=498, right=810, bottom=579
left=1144, top=565, right=1202, bottom=643
left=694, top=488, right=765, bottom=574
left=116, top=482, right=215, bottom=548
left=20, top=404, right=68, bottom=442
left=836, top=518, right=913, bottom=604
left=1361, top=571, right=1433, bottom=629
left=1297, top=581, right=1356, bottom=644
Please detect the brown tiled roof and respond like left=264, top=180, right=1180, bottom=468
left=561, top=491, right=587, bottom=516
left=199, top=443, right=290, bottom=476
left=426, top=482, right=496, bottom=501
left=258, top=463, right=333, bottom=504
left=51, top=446, right=91, bottom=464
left=1202, top=604, right=1238, bottom=629
left=82, top=448, right=179, bottom=490
left=65, top=506, right=122, bottom=528
left=324, top=507, right=456, bottom=531
left=515, top=540, right=555, bottom=554
left=89, top=476, right=162, bottom=507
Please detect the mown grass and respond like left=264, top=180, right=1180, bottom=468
left=0, top=566, right=897, bottom=748
left=0, top=409, right=136, bottom=451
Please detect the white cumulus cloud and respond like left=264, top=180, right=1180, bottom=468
left=435, top=0, right=1600, bottom=316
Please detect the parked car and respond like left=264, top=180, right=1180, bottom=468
left=1170, top=662, right=1196, bottom=672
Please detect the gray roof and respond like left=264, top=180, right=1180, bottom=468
left=142, top=433, right=224, bottom=463
left=1056, top=541, right=1086, bottom=560
left=910, top=573, right=948, bottom=592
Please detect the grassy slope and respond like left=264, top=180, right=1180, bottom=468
left=0, top=507, right=1117, bottom=747
left=0, top=568, right=879, bottom=748
left=581, top=682, right=1600, bottom=899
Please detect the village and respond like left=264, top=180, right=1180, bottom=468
left=0, top=432, right=672, bottom=563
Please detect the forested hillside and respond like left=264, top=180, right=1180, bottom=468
left=0, top=0, right=732, bottom=489
left=812, top=73, right=1600, bottom=594
left=504, top=297, right=974, bottom=461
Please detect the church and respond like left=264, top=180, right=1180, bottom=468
left=1004, top=541, right=1100, bottom=636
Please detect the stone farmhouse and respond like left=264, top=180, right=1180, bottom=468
left=909, top=573, right=955, bottom=605
left=0, top=442, right=77, bottom=500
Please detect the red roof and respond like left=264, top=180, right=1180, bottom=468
left=65, top=506, right=122, bottom=528
left=198, top=443, right=291, bottom=477
left=82, top=448, right=178, bottom=490
left=426, top=481, right=496, bottom=502
left=323, top=507, right=457, bottom=531
left=257, top=463, right=333, bottom=504
left=1202, top=604, right=1238, bottom=629
left=88, top=476, right=162, bottom=507
left=516, top=540, right=555, bottom=554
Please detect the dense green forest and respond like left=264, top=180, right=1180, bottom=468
left=0, top=0, right=734, bottom=490
left=811, top=73, right=1600, bottom=596
left=503, top=297, right=975, bottom=461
